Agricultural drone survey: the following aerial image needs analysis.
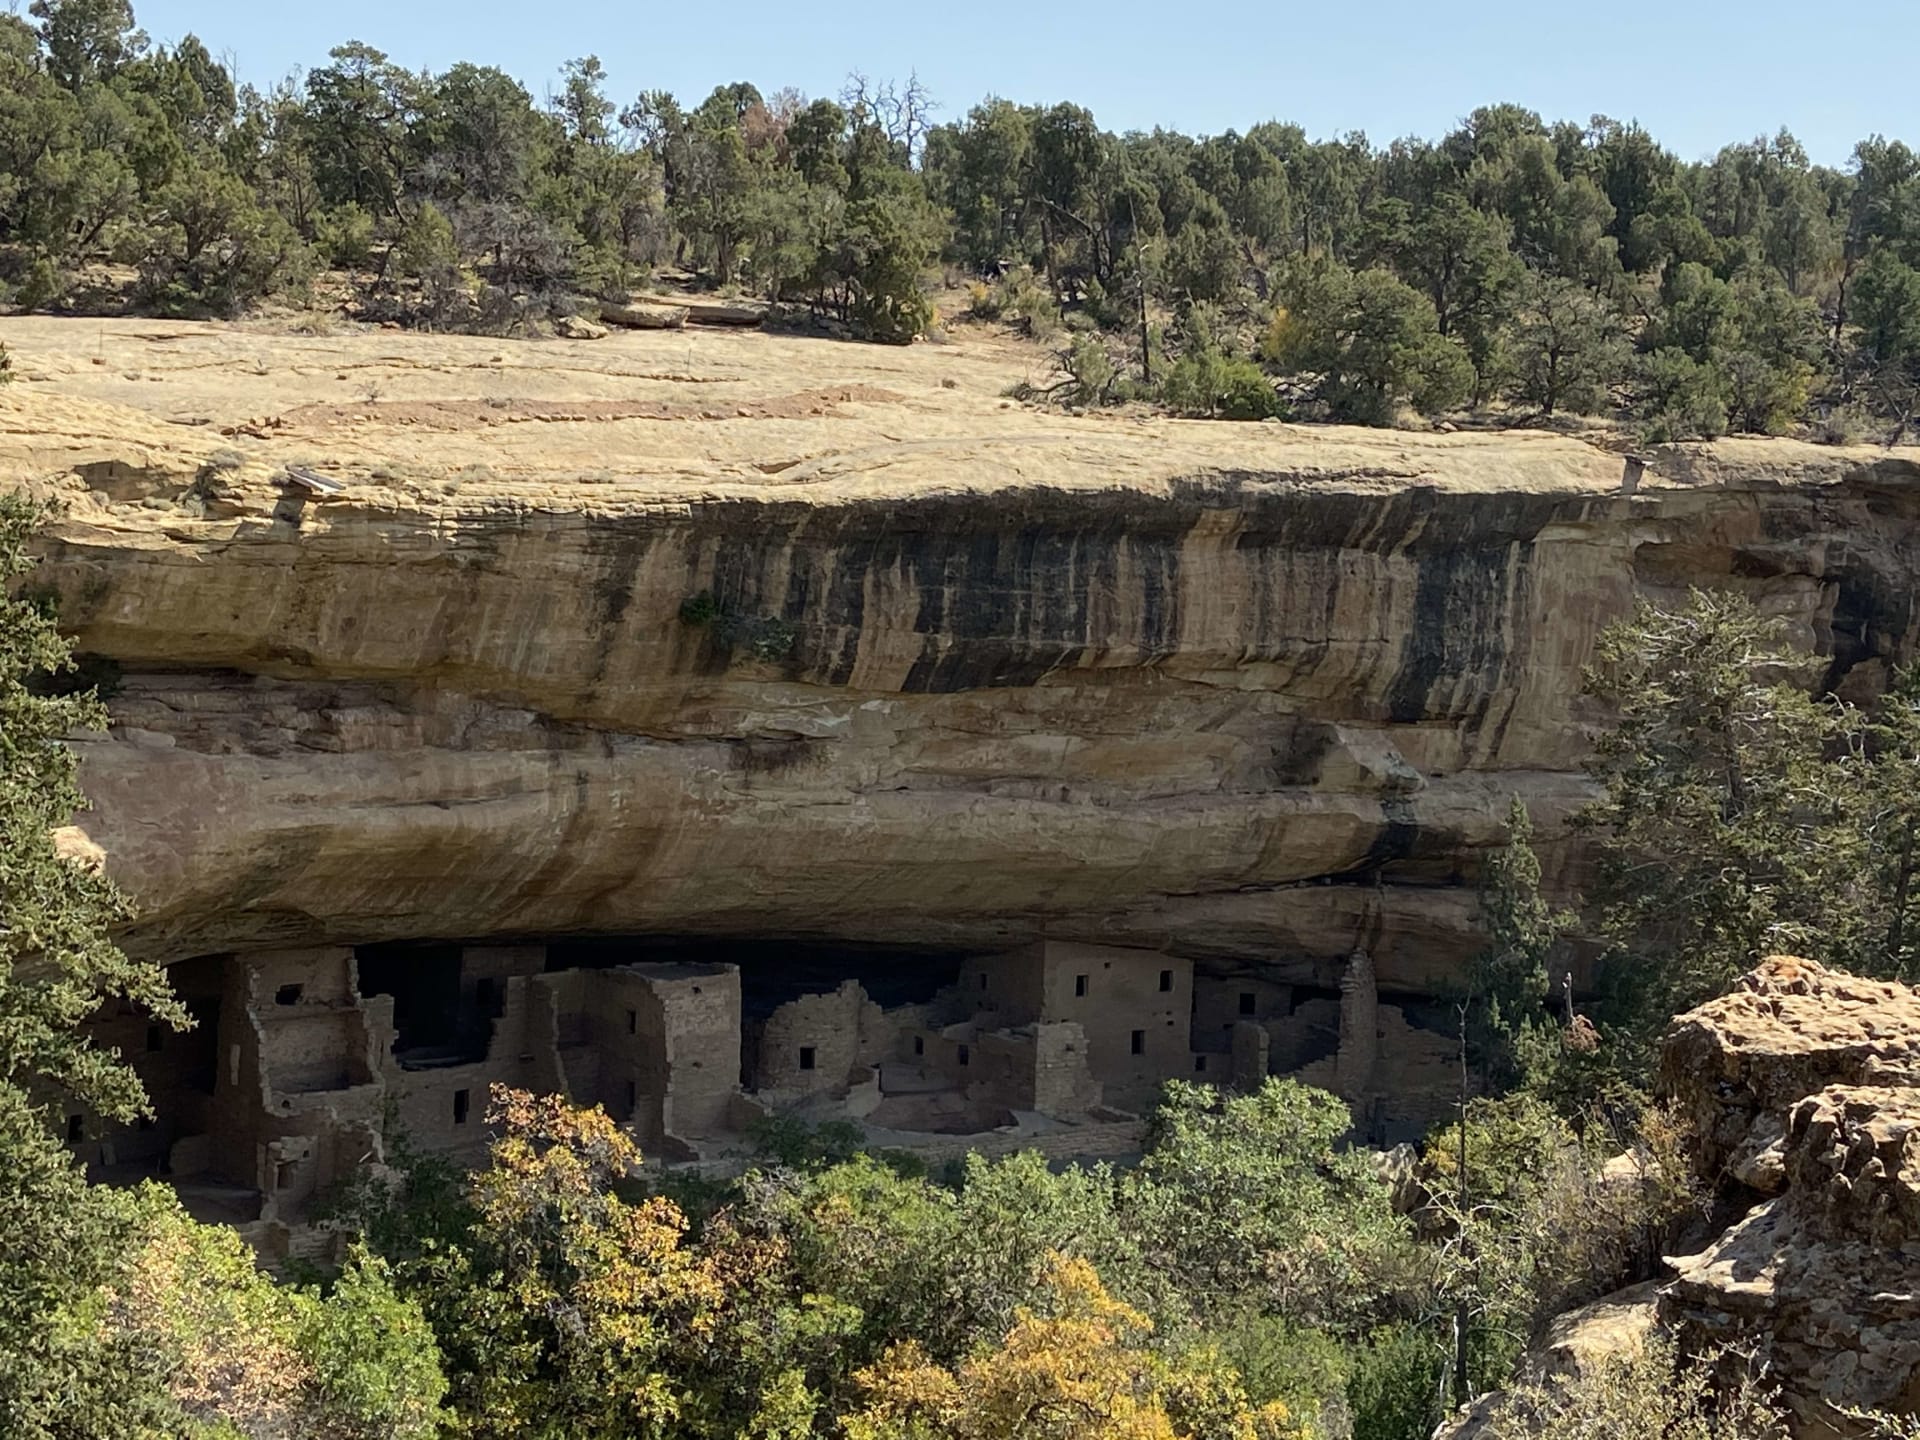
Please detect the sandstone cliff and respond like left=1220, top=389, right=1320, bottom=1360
left=1, top=316, right=1918, bottom=986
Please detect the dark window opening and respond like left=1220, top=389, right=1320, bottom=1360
left=958, top=1044, right=970, bottom=1066
left=452, top=1089, right=470, bottom=1125
left=1074, top=974, right=1088, bottom=997
left=626, top=1009, right=637, bottom=1035
left=1239, top=991, right=1257, bottom=1016
left=1194, top=1055, right=1207, bottom=1073
left=146, top=1023, right=163, bottom=1052
left=1130, top=1029, right=1145, bottom=1055
left=624, top=1079, right=637, bottom=1111
left=357, top=943, right=479, bottom=1064
left=980, top=973, right=989, bottom=990
left=275, top=984, right=303, bottom=1006
left=1159, top=969, right=1173, bottom=992
left=66, top=1114, right=84, bottom=1144
left=799, top=1046, right=816, bottom=1071
left=913, top=1035, right=924, bottom=1056
left=474, top=977, right=497, bottom=1016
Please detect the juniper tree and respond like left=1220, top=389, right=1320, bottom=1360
left=1576, top=592, right=1854, bottom=1068
left=0, top=491, right=184, bottom=1434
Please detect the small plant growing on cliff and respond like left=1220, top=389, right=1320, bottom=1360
left=730, top=614, right=798, bottom=663
left=0, top=341, right=12, bottom=383
left=678, top=590, right=722, bottom=626
left=677, top=593, right=797, bottom=663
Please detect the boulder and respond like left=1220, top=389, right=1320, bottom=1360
left=680, top=298, right=766, bottom=326
left=555, top=314, right=608, bottom=340
left=1658, top=956, right=1920, bottom=1196
left=598, top=300, right=688, bottom=329
left=1657, top=959, right=1920, bottom=1434
left=1428, top=1282, right=1662, bottom=1439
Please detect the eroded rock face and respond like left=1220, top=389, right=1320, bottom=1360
left=1658, top=959, right=1920, bottom=1432
left=2, top=320, right=1919, bottom=980
left=1660, top=956, right=1920, bottom=1194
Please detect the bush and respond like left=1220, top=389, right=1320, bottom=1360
left=1159, top=349, right=1286, bottom=420
left=679, top=590, right=723, bottom=626
left=136, top=164, right=315, bottom=317
left=390, top=203, right=466, bottom=322
left=316, top=203, right=377, bottom=269
left=1264, top=261, right=1472, bottom=424
left=298, top=1247, right=448, bottom=1440
left=1347, top=1323, right=1449, bottom=1440
left=1481, top=1338, right=1785, bottom=1439
left=1123, top=1079, right=1417, bottom=1329
left=1633, top=348, right=1729, bottom=442
left=971, top=265, right=1060, bottom=340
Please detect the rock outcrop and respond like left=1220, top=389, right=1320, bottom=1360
left=1659, top=958, right=1920, bottom=1432
left=1660, top=956, right=1920, bottom=1195
left=1, top=318, right=1918, bottom=986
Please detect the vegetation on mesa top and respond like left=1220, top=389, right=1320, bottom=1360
left=3, top=1, right=1920, bottom=439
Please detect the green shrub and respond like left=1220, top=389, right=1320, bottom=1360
left=298, top=1247, right=448, bottom=1440
left=1346, top=1323, right=1448, bottom=1440
left=679, top=590, right=722, bottom=626
left=316, top=203, right=377, bottom=269
left=1159, top=350, right=1286, bottom=420
left=1482, top=1338, right=1785, bottom=1439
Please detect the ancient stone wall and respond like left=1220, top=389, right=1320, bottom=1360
left=968, top=1022, right=1101, bottom=1117
left=1192, top=972, right=1294, bottom=1056
left=990, top=942, right=1195, bottom=1110
left=755, top=980, right=894, bottom=1097
left=1334, top=949, right=1380, bottom=1100
left=622, top=963, right=741, bottom=1145
left=199, top=949, right=385, bottom=1228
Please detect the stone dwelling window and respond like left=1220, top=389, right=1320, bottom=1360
left=799, top=1046, right=816, bottom=1071
left=626, top=1009, right=637, bottom=1035
left=980, top=973, right=988, bottom=990
left=452, top=1089, right=470, bottom=1125
left=147, top=1023, right=163, bottom=1052
left=624, top=1080, right=637, bottom=1111
left=1239, top=992, right=1257, bottom=1016
left=1074, top=974, right=1088, bottom=997
left=1194, top=1055, right=1207, bottom=1073
left=1130, top=1029, right=1145, bottom=1055
left=913, top=1036, right=924, bottom=1055
left=275, top=984, right=303, bottom=1006
left=1159, top=969, right=1173, bottom=992
left=66, top=1114, right=83, bottom=1144
left=475, top=977, right=497, bottom=1015
left=958, top=1045, right=970, bottom=1066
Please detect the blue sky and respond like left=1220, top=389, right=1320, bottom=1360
left=129, top=0, right=1914, bottom=167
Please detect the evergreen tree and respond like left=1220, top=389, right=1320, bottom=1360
left=0, top=492, right=186, bottom=1434
left=1576, top=592, right=1853, bottom=1066
left=1467, top=797, right=1567, bottom=1091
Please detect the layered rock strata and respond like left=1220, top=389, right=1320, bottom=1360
left=0, top=319, right=1917, bottom=986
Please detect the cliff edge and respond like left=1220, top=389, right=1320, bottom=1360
left=1, top=317, right=1918, bottom=990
